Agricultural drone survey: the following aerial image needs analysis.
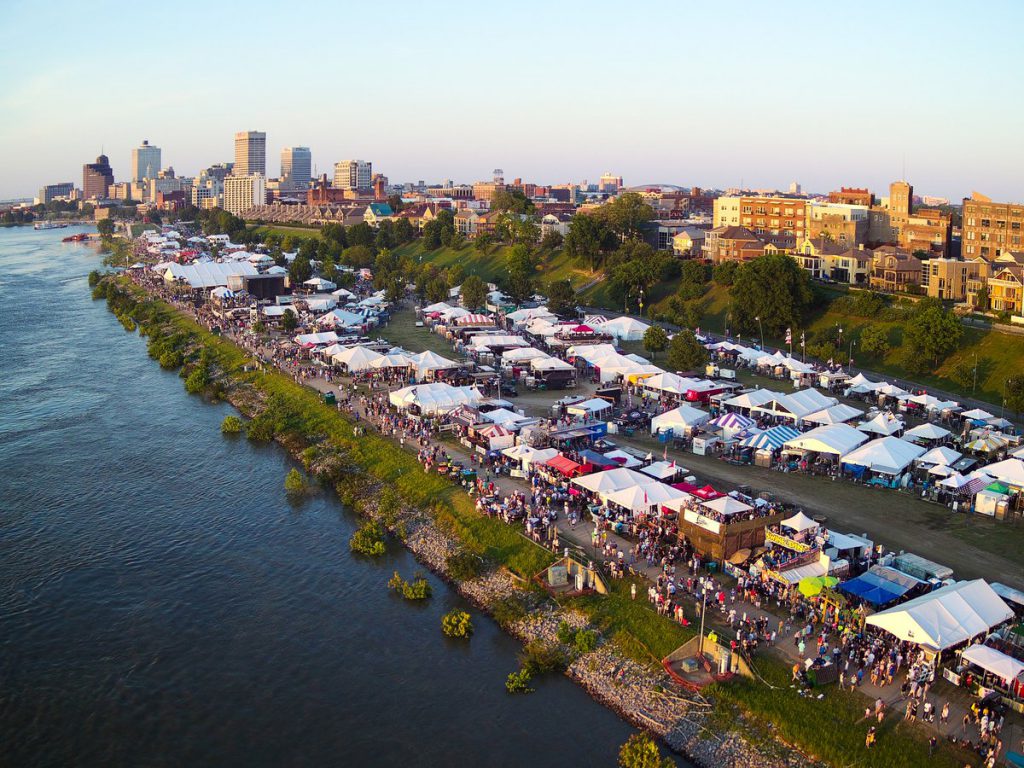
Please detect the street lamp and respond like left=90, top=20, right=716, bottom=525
left=847, top=339, right=856, bottom=373
left=755, top=315, right=764, bottom=350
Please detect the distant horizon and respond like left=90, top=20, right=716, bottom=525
left=3, top=1, right=1023, bottom=202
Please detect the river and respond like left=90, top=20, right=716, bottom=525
left=0, top=227, right=683, bottom=766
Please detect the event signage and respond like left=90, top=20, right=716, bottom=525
left=766, top=530, right=812, bottom=552
left=683, top=510, right=722, bottom=534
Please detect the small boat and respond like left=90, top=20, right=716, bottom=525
left=62, top=233, right=89, bottom=243
left=34, top=221, right=68, bottom=230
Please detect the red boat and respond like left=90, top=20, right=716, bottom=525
left=62, top=233, right=89, bottom=243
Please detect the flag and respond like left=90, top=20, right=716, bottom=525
left=785, top=327, right=792, bottom=345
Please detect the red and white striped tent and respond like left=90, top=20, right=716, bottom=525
left=457, top=313, right=493, bottom=326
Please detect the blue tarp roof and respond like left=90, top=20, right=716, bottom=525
left=840, top=569, right=915, bottom=606
left=579, top=449, right=618, bottom=468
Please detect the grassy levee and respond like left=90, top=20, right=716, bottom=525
left=97, top=275, right=979, bottom=768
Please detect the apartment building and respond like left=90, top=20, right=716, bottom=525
left=223, top=174, right=266, bottom=215
left=703, top=226, right=768, bottom=263
left=333, top=160, right=372, bottom=191
left=828, top=187, right=874, bottom=207
left=962, top=192, right=1024, bottom=261
left=868, top=181, right=951, bottom=256
left=806, top=202, right=870, bottom=247
left=921, top=257, right=990, bottom=301
left=712, top=195, right=806, bottom=249
left=869, top=245, right=922, bottom=293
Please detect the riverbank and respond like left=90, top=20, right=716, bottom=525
left=92, top=273, right=974, bottom=768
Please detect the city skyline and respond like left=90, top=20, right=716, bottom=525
left=2, top=0, right=1024, bottom=201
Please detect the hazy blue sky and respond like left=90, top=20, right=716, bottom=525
left=2, top=0, right=1022, bottom=200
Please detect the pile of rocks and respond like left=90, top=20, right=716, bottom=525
left=513, top=608, right=589, bottom=644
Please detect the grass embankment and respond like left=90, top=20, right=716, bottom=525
left=249, top=223, right=323, bottom=240
left=96, top=275, right=978, bottom=768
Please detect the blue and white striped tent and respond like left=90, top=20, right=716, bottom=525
left=710, top=412, right=755, bottom=430
left=740, top=425, right=801, bottom=451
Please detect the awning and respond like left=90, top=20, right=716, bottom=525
left=961, top=644, right=1024, bottom=684
left=546, top=454, right=586, bottom=477
left=739, top=424, right=800, bottom=451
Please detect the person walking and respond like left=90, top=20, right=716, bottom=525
left=865, top=726, right=877, bottom=749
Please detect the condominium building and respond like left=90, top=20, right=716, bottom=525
left=223, top=174, right=266, bottom=215
left=806, top=202, right=870, bottom=247
left=828, top=187, right=875, bottom=207
left=131, top=140, right=162, bottom=182
left=280, top=146, right=312, bottom=191
left=868, top=181, right=951, bottom=256
left=712, top=195, right=807, bottom=249
left=599, top=172, right=623, bottom=193
left=921, top=257, right=990, bottom=302
left=82, top=153, right=114, bottom=199
left=869, top=245, right=922, bottom=292
left=961, top=192, right=1024, bottom=262
left=234, top=131, right=266, bottom=177
left=37, top=182, right=74, bottom=204
left=333, top=159, right=372, bottom=191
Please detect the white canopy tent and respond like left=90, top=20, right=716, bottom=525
left=572, top=467, right=652, bottom=494
left=502, top=445, right=559, bottom=469
left=303, top=277, right=337, bottom=291
left=566, top=398, right=613, bottom=417
left=701, top=496, right=753, bottom=518
left=960, top=644, right=1024, bottom=685
left=802, top=403, right=864, bottom=425
left=961, top=408, right=995, bottom=421
left=388, top=383, right=482, bottom=415
left=602, top=316, right=650, bottom=341
left=916, top=445, right=962, bottom=467
left=783, top=424, right=868, bottom=457
left=294, top=331, right=339, bottom=346
left=369, top=352, right=415, bottom=369
left=410, top=350, right=460, bottom=378
left=781, top=511, right=818, bottom=532
left=723, top=388, right=780, bottom=412
left=640, top=461, right=686, bottom=480
left=982, top=458, right=1024, bottom=489
left=751, top=389, right=837, bottom=422
left=857, top=411, right=905, bottom=436
left=865, top=579, right=1013, bottom=652
left=643, top=372, right=700, bottom=396
left=501, top=347, right=550, bottom=364
left=332, top=345, right=384, bottom=371
left=904, top=423, right=952, bottom=443
left=841, top=436, right=925, bottom=475
left=606, top=483, right=689, bottom=513
left=649, top=404, right=710, bottom=435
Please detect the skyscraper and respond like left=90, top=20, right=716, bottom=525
left=131, top=140, right=162, bottom=182
left=333, top=159, right=372, bottom=191
left=223, top=174, right=266, bottom=215
left=82, top=153, right=114, bottom=199
left=234, top=131, right=266, bottom=176
left=281, top=146, right=311, bottom=191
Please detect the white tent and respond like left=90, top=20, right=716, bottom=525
left=876, top=383, right=909, bottom=398
left=982, top=458, right=1024, bottom=489
left=332, top=345, right=384, bottom=371
left=961, top=408, right=995, bottom=421
left=304, top=277, right=337, bottom=291
left=781, top=511, right=818, bottom=532
left=802, top=403, right=863, bottom=425
left=468, top=334, right=529, bottom=351
left=369, top=352, right=414, bottom=369
left=841, top=436, right=925, bottom=475
left=783, top=423, right=868, bottom=457
left=210, top=286, right=234, bottom=299
left=502, top=444, right=559, bottom=468
left=567, top=343, right=618, bottom=364
left=263, top=305, right=296, bottom=317
left=294, top=331, right=339, bottom=346
left=566, top=398, right=613, bottom=416
left=650, top=404, right=710, bottom=435
left=845, top=373, right=881, bottom=394
left=960, top=644, right=1024, bottom=685
left=865, top=579, right=1013, bottom=651
left=422, top=302, right=453, bottom=313
left=857, top=412, right=905, bottom=436
left=410, top=350, right=460, bottom=377
left=643, top=372, right=700, bottom=396
left=607, top=483, right=688, bottom=512
left=904, top=423, right=952, bottom=443
left=388, top=383, right=482, bottom=414
left=331, top=287, right=356, bottom=299
left=305, top=297, right=338, bottom=313
left=916, top=445, right=962, bottom=467
left=601, top=449, right=642, bottom=469
left=701, top=496, right=753, bottom=517
left=163, top=261, right=258, bottom=289
left=530, top=357, right=576, bottom=373
left=640, top=461, right=685, bottom=480
left=318, top=308, right=365, bottom=328
left=572, top=467, right=652, bottom=494
left=723, top=388, right=780, bottom=412
left=502, top=347, right=550, bottom=364
left=602, top=316, right=650, bottom=341
left=751, top=389, right=837, bottom=422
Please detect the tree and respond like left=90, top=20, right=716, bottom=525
left=902, top=301, right=963, bottom=370
left=600, top=192, right=655, bottom=240
left=1005, top=374, right=1024, bottom=415
left=422, top=219, right=442, bottom=250
left=96, top=218, right=115, bottom=237
left=605, top=240, right=676, bottom=307
left=974, top=284, right=990, bottom=311
left=447, top=264, right=466, bottom=288
left=505, top=245, right=537, bottom=304
left=320, top=223, right=347, bottom=248
left=280, top=310, right=298, bottom=332
left=393, top=217, right=415, bottom=245
left=642, top=325, right=669, bottom=359
left=858, top=324, right=890, bottom=358
left=667, top=330, right=707, bottom=373
left=347, top=221, right=376, bottom=248
left=288, top=256, right=313, bottom=285
left=948, top=357, right=978, bottom=391
left=491, top=188, right=534, bottom=214
left=460, top=275, right=487, bottom=310
left=617, top=733, right=674, bottom=768
left=546, top=280, right=576, bottom=317
left=564, top=213, right=617, bottom=271
left=540, top=230, right=564, bottom=251
left=729, top=254, right=813, bottom=336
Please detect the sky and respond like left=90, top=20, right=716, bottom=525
left=1, top=0, right=1023, bottom=201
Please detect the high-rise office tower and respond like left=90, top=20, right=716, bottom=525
left=281, top=146, right=312, bottom=191
left=83, top=153, right=114, bottom=199
left=234, top=131, right=266, bottom=176
left=131, top=140, right=162, bottom=182
left=332, top=159, right=372, bottom=191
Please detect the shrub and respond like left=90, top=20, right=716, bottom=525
left=446, top=550, right=484, bottom=581
left=221, top=415, right=243, bottom=434
left=490, top=595, right=529, bottom=629
left=505, top=668, right=534, bottom=694
left=87, top=270, right=102, bottom=288
left=159, top=350, right=183, bottom=369
left=184, top=365, right=209, bottom=394
left=388, top=571, right=432, bottom=600
left=349, top=521, right=386, bottom=556
left=284, top=468, right=307, bottom=495
left=618, top=733, right=674, bottom=768
left=556, top=620, right=575, bottom=645
left=519, top=639, right=568, bottom=676
left=574, top=629, right=599, bottom=654
left=441, top=609, right=473, bottom=638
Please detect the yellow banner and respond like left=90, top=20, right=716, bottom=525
left=766, top=530, right=811, bottom=552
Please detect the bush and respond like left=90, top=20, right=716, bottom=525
left=349, top=520, right=386, bottom=556
left=618, top=733, right=673, bottom=768
left=574, top=629, right=599, bottom=654
left=284, top=468, right=307, bottom=494
left=221, top=415, right=243, bottom=434
left=446, top=550, right=484, bottom=581
left=556, top=620, right=575, bottom=645
left=505, top=668, right=534, bottom=694
left=519, top=639, right=568, bottom=676
left=388, top=571, right=432, bottom=600
left=159, top=350, right=183, bottom=369
left=490, top=595, right=529, bottom=629
left=87, top=270, right=103, bottom=288
left=441, top=609, right=473, bottom=638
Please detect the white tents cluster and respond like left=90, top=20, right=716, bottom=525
left=389, top=383, right=482, bottom=414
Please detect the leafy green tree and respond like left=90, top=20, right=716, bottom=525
left=288, top=255, right=313, bottom=285
left=447, top=264, right=466, bottom=288
left=96, top=218, right=115, bottom=237
left=605, top=240, right=677, bottom=306
left=667, top=330, right=707, bottom=373
left=474, top=233, right=495, bottom=253
left=1005, top=374, right=1024, bottom=415
left=546, top=280, right=576, bottom=317
left=642, top=325, right=669, bottom=359
left=618, top=733, right=674, bottom=768
left=491, top=188, right=534, bottom=214
left=729, top=254, right=813, bottom=336
left=858, top=324, right=890, bottom=357
left=974, top=285, right=989, bottom=311
left=284, top=468, right=307, bottom=494
left=393, top=217, right=415, bottom=245
left=320, top=223, right=347, bottom=247
left=347, top=221, right=376, bottom=248
left=505, top=245, right=537, bottom=304
left=280, top=310, right=298, bottom=332
left=342, top=245, right=375, bottom=269
left=540, top=230, right=564, bottom=250
left=902, top=301, right=963, bottom=370
left=600, top=192, right=655, bottom=240
left=426, top=276, right=449, bottom=303
left=564, top=213, right=617, bottom=270
left=460, top=274, right=487, bottom=310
